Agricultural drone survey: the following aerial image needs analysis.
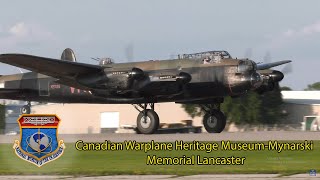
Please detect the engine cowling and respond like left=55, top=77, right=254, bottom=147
left=176, top=72, right=192, bottom=84
left=129, top=68, right=144, bottom=80
left=77, top=68, right=145, bottom=90
left=269, top=70, right=284, bottom=82
left=254, top=70, right=283, bottom=94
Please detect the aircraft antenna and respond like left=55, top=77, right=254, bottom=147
left=91, top=58, right=100, bottom=62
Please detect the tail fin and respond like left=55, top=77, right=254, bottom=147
left=61, top=48, right=76, bottom=62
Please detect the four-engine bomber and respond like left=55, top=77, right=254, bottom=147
left=0, top=49, right=291, bottom=134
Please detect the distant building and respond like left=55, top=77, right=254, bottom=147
left=32, top=103, right=203, bottom=134
left=282, top=91, right=320, bottom=124
left=5, top=104, right=21, bottom=134
left=2, top=100, right=37, bottom=134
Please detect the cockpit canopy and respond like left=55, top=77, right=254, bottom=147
left=178, top=50, right=232, bottom=60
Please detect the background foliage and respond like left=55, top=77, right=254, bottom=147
left=304, top=82, right=320, bottom=91
left=0, top=104, right=5, bottom=134
left=182, top=86, right=285, bottom=125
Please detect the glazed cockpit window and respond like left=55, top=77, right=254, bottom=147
left=179, top=50, right=232, bottom=60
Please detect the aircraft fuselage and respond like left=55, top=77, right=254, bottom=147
left=0, top=58, right=256, bottom=104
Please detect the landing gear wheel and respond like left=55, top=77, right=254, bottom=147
left=203, top=110, right=226, bottom=133
left=137, top=109, right=159, bottom=134
left=20, top=105, right=31, bottom=114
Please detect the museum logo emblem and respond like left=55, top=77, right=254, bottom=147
left=13, top=114, right=65, bottom=167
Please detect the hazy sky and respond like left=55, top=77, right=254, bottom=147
left=1, top=0, right=320, bottom=90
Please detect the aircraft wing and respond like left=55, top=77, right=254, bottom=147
left=0, top=54, right=104, bottom=89
left=256, top=60, right=292, bottom=70
left=0, top=88, right=22, bottom=94
left=0, top=88, right=25, bottom=99
left=0, top=54, right=103, bottom=77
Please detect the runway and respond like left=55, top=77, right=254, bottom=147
left=1, top=131, right=320, bottom=143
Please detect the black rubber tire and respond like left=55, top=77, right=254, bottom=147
left=136, top=109, right=159, bottom=134
left=203, top=110, right=226, bottom=133
left=20, top=105, right=31, bottom=114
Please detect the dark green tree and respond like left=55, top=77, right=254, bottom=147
left=304, top=82, right=320, bottom=90
left=244, top=92, right=261, bottom=124
left=182, top=88, right=282, bottom=125
left=260, top=85, right=284, bottom=124
left=221, top=92, right=261, bottom=124
left=0, top=104, right=5, bottom=134
left=221, top=95, right=247, bottom=124
left=181, top=104, right=202, bottom=118
left=280, top=86, right=292, bottom=91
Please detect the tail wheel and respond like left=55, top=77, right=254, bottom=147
left=203, top=110, right=226, bottom=133
left=137, top=109, right=159, bottom=134
left=20, top=105, right=31, bottom=114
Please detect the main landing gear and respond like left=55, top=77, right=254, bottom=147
left=20, top=101, right=31, bottom=114
left=200, top=104, right=226, bottom=133
left=133, top=103, right=159, bottom=134
left=132, top=102, right=226, bottom=134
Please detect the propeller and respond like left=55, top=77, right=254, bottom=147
left=88, top=43, right=134, bottom=65
left=260, top=51, right=292, bottom=91
left=280, top=62, right=292, bottom=74
left=125, top=43, right=134, bottom=63
left=261, top=51, right=292, bottom=75
left=243, top=48, right=292, bottom=92
left=263, top=51, right=272, bottom=64
left=244, top=48, right=253, bottom=59
left=244, top=48, right=292, bottom=74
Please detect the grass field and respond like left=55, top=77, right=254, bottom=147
left=0, top=141, right=319, bottom=176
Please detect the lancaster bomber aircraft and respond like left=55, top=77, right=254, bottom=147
left=0, top=49, right=291, bottom=134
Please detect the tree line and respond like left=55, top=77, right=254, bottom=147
left=182, top=81, right=320, bottom=125
left=182, top=87, right=284, bottom=125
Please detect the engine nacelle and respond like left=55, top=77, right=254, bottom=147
left=269, top=70, right=284, bottom=82
left=129, top=68, right=144, bottom=80
left=176, top=72, right=192, bottom=84
left=255, top=82, right=275, bottom=94
left=77, top=68, right=145, bottom=90
left=254, top=70, right=284, bottom=94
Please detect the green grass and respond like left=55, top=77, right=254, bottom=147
left=0, top=141, right=319, bottom=176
